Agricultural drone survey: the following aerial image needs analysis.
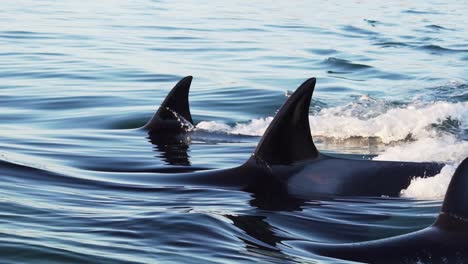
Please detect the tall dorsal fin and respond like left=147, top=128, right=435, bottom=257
left=251, top=78, right=318, bottom=165
left=143, top=76, right=194, bottom=133
left=435, top=157, right=468, bottom=229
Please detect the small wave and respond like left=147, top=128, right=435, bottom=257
left=373, top=42, right=409, bottom=48
left=264, top=24, right=317, bottom=31
left=340, top=25, right=378, bottom=36
left=117, top=72, right=181, bottom=83
left=402, top=9, right=442, bottom=15
left=309, top=100, right=467, bottom=143
left=420, top=44, right=468, bottom=54
left=0, top=30, right=54, bottom=40
left=306, top=48, right=337, bottom=55
left=425, top=24, right=451, bottom=31
left=363, top=19, right=378, bottom=27
left=0, top=152, right=163, bottom=191
left=363, top=19, right=395, bottom=27
left=421, top=81, right=468, bottom=103
left=0, top=71, right=99, bottom=81
left=197, top=99, right=467, bottom=144
left=322, top=57, right=373, bottom=71
left=374, top=42, right=468, bottom=55
left=375, top=135, right=467, bottom=164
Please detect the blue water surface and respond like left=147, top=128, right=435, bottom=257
left=0, top=1, right=467, bottom=263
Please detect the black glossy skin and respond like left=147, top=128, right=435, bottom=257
left=294, top=225, right=468, bottom=263
left=170, top=159, right=467, bottom=263
left=152, top=154, right=443, bottom=199
left=147, top=77, right=444, bottom=198
left=136, top=76, right=461, bottom=262
left=140, top=76, right=195, bottom=167
left=143, top=75, right=194, bottom=133
left=222, top=212, right=468, bottom=264
left=291, top=158, right=468, bottom=263
left=283, top=154, right=443, bottom=198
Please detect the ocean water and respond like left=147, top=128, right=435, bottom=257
left=0, top=0, right=467, bottom=263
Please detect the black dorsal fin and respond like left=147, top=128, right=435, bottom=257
left=435, top=157, right=468, bottom=229
left=144, top=76, right=194, bottom=133
left=251, top=78, right=319, bottom=165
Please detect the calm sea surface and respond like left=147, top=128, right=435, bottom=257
left=0, top=1, right=467, bottom=263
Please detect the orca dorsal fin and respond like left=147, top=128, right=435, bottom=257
left=251, top=78, right=319, bottom=165
left=144, top=76, right=194, bottom=133
left=435, top=157, right=468, bottom=229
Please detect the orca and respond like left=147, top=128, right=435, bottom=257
left=138, top=76, right=197, bottom=166
left=150, top=77, right=444, bottom=198
left=139, top=76, right=255, bottom=167
left=290, top=157, right=468, bottom=263
left=143, top=75, right=194, bottom=134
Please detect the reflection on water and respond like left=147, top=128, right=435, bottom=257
left=0, top=0, right=467, bottom=263
left=148, top=132, right=192, bottom=166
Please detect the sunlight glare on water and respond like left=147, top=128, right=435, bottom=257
left=0, top=0, right=467, bottom=263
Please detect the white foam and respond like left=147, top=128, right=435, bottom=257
left=230, top=117, right=273, bottom=135
left=310, top=101, right=467, bottom=143
left=401, top=164, right=456, bottom=199
left=197, top=117, right=273, bottom=136
left=196, top=101, right=467, bottom=143
left=374, top=135, right=468, bottom=163
left=373, top=135, right=468, bottom=199
left=196, top=121, right=231, bottom=133
left=195, top=100, right=467, bottom=200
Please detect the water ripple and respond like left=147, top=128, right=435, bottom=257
left=0, top=0, right=467, bottom=263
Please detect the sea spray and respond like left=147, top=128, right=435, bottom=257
left=196, top=100, right=467, bottom=143
left=196, top=99, right=467, bottom=199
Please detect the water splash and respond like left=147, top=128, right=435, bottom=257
left=196, top=99, right=467, bottom=143
left=196, top=98, right=468, bottom=199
